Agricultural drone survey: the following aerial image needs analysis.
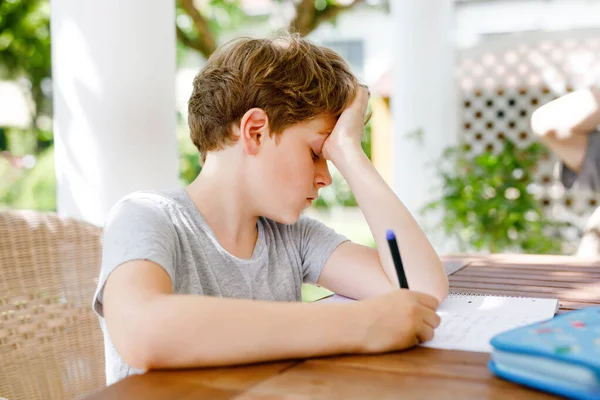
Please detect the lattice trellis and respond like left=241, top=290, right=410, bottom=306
left=457, top=32, right=600, bottom=247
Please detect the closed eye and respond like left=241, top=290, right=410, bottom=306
left=311, top=149, right=320, bottom=161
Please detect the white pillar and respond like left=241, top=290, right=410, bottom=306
left=391, top=1, right=457, bottom=250
left=51, top=0, right=178, bottom=227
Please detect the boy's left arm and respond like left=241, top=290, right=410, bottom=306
left=318, top=87, right=449, bottom=301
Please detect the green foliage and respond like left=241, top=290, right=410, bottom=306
left=202, top=0, right=246, bottom=36
left=423, top=140, right=566, bottom=254
left=178, top=119, right=201, bottom=185
left=0, top=0, right=51, bottom=117
left=0, top=145, right=55, bottom=210
left=0, top=128, right=7, bottom=151
left=313, top=163, right=359, bottom=208
left=12, top=145, right=55, bottom=210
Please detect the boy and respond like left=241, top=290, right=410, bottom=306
left=92, top=34, right=448, bottom=385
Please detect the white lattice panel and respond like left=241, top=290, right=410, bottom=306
left=457, top=31, right=600, bottom=247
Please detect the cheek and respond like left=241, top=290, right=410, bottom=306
left=273, top=148, right=313, bottom=183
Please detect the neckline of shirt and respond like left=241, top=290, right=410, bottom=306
left=174, top=188, right=267, bottom=264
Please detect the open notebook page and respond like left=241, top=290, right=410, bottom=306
left=422, top=294, right=559, bottom=353
left=321, top=293, right=558, bottom=353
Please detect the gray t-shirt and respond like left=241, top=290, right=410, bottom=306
left=92, top=189, right=348, bottom=385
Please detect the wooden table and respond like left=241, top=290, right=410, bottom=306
left=85, top=254, right=600, bottom=399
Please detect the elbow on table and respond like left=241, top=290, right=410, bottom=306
left=112, top=327, right=156, bottom=371
left=118, top=332, right=187, bottom=371
left=106, top=308, right=170, bottom=371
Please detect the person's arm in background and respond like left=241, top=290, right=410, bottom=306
left=320, top=87, right=448, bottom=302
left=531, top=87, right=600, bottom=172
left=531, top=87, right=600, bottom=139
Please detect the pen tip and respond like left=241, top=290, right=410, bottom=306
left=386, top=229, right=395, bottom=240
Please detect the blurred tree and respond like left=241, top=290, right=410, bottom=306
left=176, top=0, right=367, bottom=59
left=0, top=0, right=51, bottom=151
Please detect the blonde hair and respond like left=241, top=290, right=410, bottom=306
left=188, top=33, right=358, bottom=163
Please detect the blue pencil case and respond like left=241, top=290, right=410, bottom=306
left=488, top=306, right=600, bottom=400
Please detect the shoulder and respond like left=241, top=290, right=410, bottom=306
left=115, top=189, right=183, bottom=210
left=105, top=190, right=185, bottom=232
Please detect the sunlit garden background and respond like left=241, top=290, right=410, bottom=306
left=2, top=0, right=600, bottom=259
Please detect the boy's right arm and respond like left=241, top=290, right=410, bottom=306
left=103, top=260, right=440, bottom=370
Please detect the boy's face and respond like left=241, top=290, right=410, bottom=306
left=252, top=114, right=336, bottom=224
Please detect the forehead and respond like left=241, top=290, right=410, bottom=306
left=277, top=113, right=337, bottom=144
left=302, top=114, right=337, bottom=133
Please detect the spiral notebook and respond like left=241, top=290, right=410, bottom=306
left=321, top=292, right=559, bottom=353
left=421, top=292, right=559, bottom=353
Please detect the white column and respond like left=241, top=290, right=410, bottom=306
left=51, top=0, right=178, bottom=227
left=391, top=1, right=457, bottom=250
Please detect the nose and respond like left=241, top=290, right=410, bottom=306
left=314, top=158, right=332, bottom=188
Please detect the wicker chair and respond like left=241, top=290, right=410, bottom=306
left=0, top=210, right=105, bottom=400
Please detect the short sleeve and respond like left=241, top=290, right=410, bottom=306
left=92, top=195, right=178, bottom=318
left=292, top=216, right=349, bottom=284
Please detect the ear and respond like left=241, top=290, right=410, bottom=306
left=239, top=108, right=269, bottom=156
